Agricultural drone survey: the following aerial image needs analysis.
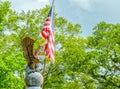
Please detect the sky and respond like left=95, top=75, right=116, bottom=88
left=5, top=0, right=120, bottom=37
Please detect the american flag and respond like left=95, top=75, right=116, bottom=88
left=41, top=7, right=54, bottom=64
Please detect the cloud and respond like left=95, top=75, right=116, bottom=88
left=37, top=0, right=50, bottom=4
left=8, top=0, right=50, bottom=12
left=68, top=0, right=92, bottom=11
left=37, top=0, right=50, bottom=6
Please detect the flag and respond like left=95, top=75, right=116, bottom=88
left=41, top=7, right=54, bottom=64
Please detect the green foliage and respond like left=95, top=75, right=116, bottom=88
left=87, top=22, right=120, bottom=88
left=0, top=1, right=120, bottom=89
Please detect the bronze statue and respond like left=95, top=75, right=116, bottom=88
left=21, top=37, right=46, bottom=89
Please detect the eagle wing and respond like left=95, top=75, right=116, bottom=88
left=21, top=37, right=39, bottom=69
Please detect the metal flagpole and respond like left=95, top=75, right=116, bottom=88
left=42, top=57, right=46, bottom=89
left=42, top=0, right=55, bottom=89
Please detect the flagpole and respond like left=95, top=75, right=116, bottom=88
left=42, top=0, right=55, bottom=88
left=42, top=57, right=46, bottom=89
left=52, top=0, right=55, bottom=7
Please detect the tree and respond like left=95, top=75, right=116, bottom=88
left=87, top=22, right=120, bottom=89
left=0, top=7, right=25, bottom=87
left=0, top=1, right=86, bottom=88
left=0, top=1, right=10, bottom=31
left=1, top=1, right=120, bottom=89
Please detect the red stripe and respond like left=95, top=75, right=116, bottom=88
left=46, top=18, right=50, bottom=21
left=44, top=23, right=50, bottom=26
left=41, top=14, right=54, bottom=63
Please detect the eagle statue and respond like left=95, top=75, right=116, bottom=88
left=21, top=37, right=44, bottom=70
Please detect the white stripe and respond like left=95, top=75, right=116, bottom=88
left=49, top=39, right=54, bottom=52
left=43, top=26, right=51, bottom=28
left=45, top=21, right=50, bottom=24
left=49, top=42, right=54, bottom=53
left=50, top=53, right=54, bottom=61
left=49, top=35, right=54, bottom=48
left=48, top=43, right=54, bottom=61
